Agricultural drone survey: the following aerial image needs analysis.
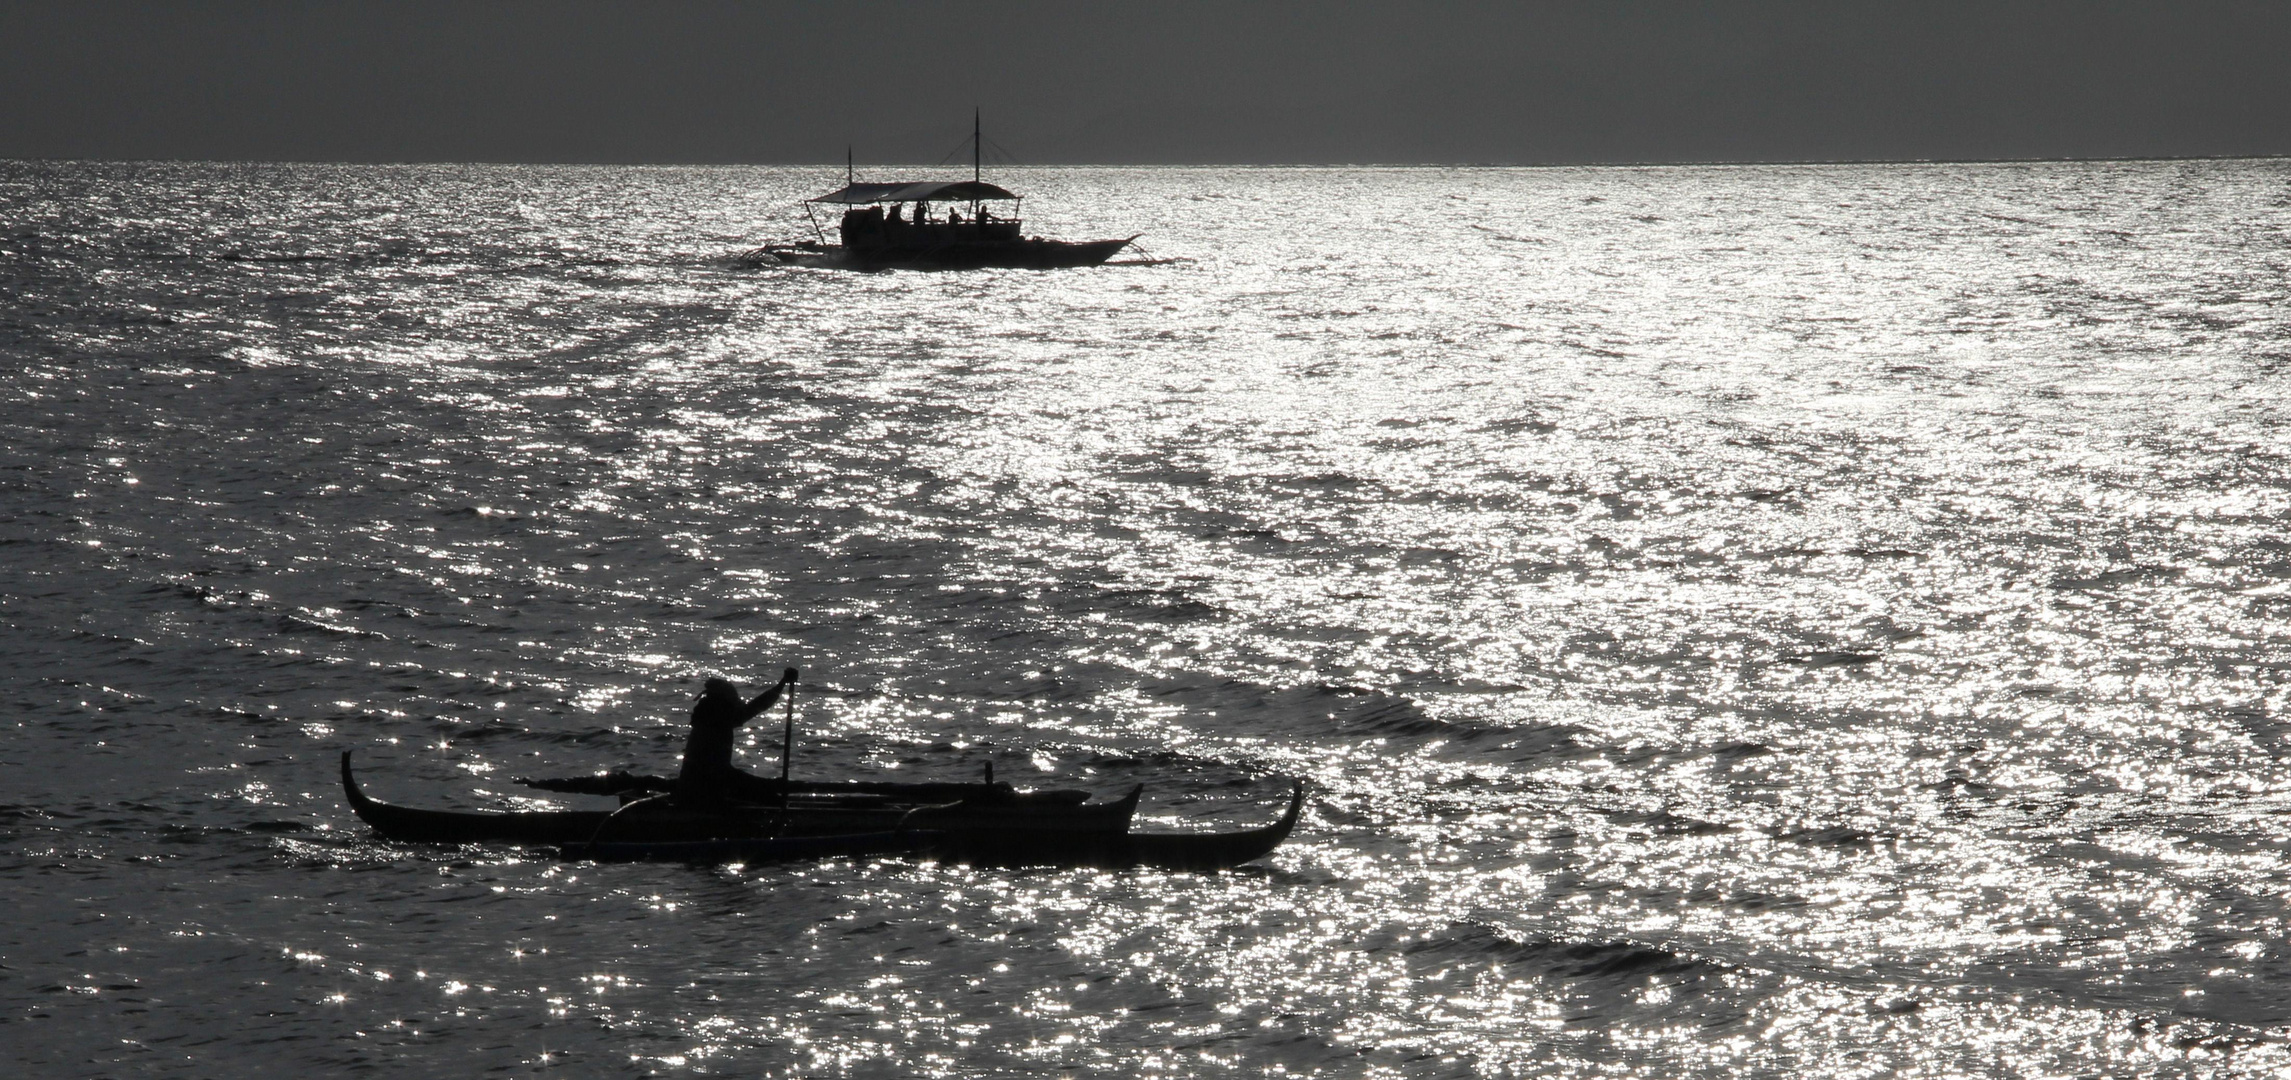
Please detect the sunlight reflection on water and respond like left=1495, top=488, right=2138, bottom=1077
left=5, top=159, right=2291, bottom=1075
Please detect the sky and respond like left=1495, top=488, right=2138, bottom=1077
left=3, top=1, right=2288, bottom=166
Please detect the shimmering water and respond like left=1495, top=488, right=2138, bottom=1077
left=6, top=158, right=2291, bottom=1077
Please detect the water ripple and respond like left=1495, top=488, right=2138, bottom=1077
left=6, top=159, right=2291, bottom=1076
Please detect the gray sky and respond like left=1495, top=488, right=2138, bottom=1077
left=4, top=1, right=2287, bottom=165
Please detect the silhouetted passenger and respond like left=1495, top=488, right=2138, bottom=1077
left=677, top=669, right=799, bottom=803
left=843, top=207, right=889, bottom=245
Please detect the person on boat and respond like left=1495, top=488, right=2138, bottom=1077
left=840, top=207, right=883, bottom=245
left=677, top=669, right=799, bottom=803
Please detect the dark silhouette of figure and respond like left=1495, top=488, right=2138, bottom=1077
left=677, top=669, right=799, bottom=801
left=840, top=207, right=886, bottom=246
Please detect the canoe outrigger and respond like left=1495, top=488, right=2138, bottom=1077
left=340, top=752, right=1301, bottom=871
left=742, top=113, right=1136, bottom=272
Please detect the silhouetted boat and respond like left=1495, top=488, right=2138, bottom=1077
left=339, top=752, right=1300, bottom=870
left=742, top=113, right=1136, bottom=272
left=340, top=752, right=1136, bottom=845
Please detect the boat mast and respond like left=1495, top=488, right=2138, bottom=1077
left=973, top=108, right=981, bottom=183
left=846, top=145, right=854, bottom=185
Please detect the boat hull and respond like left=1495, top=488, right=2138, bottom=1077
left=753, top=237, right=1134, bottom=272
left=341, top=752, right=1135, bottom=846
left=342, top=753, right=1301, bottom=871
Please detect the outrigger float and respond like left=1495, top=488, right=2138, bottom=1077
left=740, top=113, right=1137, bottom=272
left=340, top=752, right=1301, bottom=871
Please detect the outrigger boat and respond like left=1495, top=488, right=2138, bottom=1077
left=743, top=113, right=1136, bottom=272
left=340, top=752, right=1301, bottom=871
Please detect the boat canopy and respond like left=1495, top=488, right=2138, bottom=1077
left=809, top=180, right=1019, bottom=204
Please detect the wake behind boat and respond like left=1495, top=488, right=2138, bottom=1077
left=740, top=113, right=1136, bottom=272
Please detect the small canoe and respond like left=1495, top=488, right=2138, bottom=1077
left=341, top=752, right=1136, bottom=846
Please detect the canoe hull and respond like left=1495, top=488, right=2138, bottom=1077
left=344, top=753, right=1302, bottom=872
left=342, top=752, right=1136, bottom=846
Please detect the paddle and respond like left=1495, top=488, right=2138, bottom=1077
left=778, top=668, right=798, bottom=808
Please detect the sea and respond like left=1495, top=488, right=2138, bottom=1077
left=5, top=158, right=2291, bottom=1078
